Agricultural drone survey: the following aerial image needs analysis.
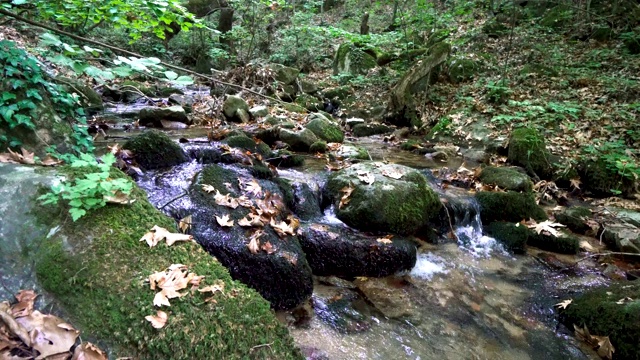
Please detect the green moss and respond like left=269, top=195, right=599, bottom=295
left=507, top=127, right=553, bottom=179
left=578, top=158, right=636, bottom=198
left=309, top=141, right=327, bottom=153
left=246, top=161, right=275, bottom=179
left=400, top=140, right=421, bottom=151
left=283, top=103, right=307, bottom=114
left=123, top=130, right=188, bottom=170
left=256, top=142, right=274, bottom=157
left=224, top=135, right=257, bottom=150
left=484, top=222, right=529, bottom=253
left=295, top=94, right=323, bottom=111
left=305, top=119, right=344, bottom=143
left=355, top=147, right=370, bottom=160
left=333, top=43, right=377, bottom=76
left=270, top=150, right=305, bottom=168
left=35, top=169, right=301, bottom=360
left=352, top=123, right=393, bottom=137
left=555, top=206, right=592, bottom=234
left=273, top=177, right=294, bottom=207
left=476, top=191, right=547, bottom=224
left=198, top=164, right=240, bottom=195
left=528, top=230, right=579, bottom=254
left=479, top=166, right=533, bottom=192
left=560, top=283, right=640, bottom=360
left=447, top=58, right=479, bottom=83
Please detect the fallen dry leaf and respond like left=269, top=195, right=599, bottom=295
left=247, top=230, right=263, bottom=254
left=381, top=167, right=403, bottom=179
left=145, top=310, right=168, bottom=329
left=238, top=212, right=264, bottom=227
left=104, top=190, right=133, bottom=205
left=202, top=184, right=216, bottom=193
left=242, top=179, right=263, bottom=197
left=140, top=225, right=193, bottom=247
left=554, top=299, right=572, bottom=309
left=29, top=313, right=79, bottom=359
left=270, top=218, right=295, bottom=237
left=71, top=342, right=108, bottom=360
left=261, top=241, right=275, bottom=254
left=339, top=184, right=354, bottom=209
left=215, top=214, right=234, bottom=227
left=527, top=220, right=566, bottom=237
left=574, top=324, right=615, bottom=359
left=376, top=234, right=393, bottom=244
left=11, top=290, right=37, bottom=318
left=357, top=170, right=375, bottom=185
left=214, top=191, right=239, bottom=209
left=178, top=215, right=192, bottom=233
left=149, top=264, right=194, bottom=307
left=570, top=178, right=582, bottom=190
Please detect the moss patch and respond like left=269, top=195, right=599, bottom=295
left=555, top=206, right=592, bottom=234
left=35, top=169, right=301, bottom=359
left=305, top=118, right=344, bottom=143
left=577, top=158, right=636, bottom=198
left=123, top=130, right=188, bottom=170
left=475, top=191, right=547, bottom=224
left=507, top=127, right=553, bottom=179
left=352, top=123, right=393, bottom=137
left=309, top=141, right=327, bottom=153
left=560, top=283, right=640, bottom=360
left=528, top=230, right=579, bottom=254
left=479, top=166, right=533, bottom=192
left=484, top=222, right=528, bottom=253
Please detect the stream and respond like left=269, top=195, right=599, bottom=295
left=98, top=98, right=603, bottom=360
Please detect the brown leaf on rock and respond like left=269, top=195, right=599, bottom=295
left=10, top=290, right=37, bottom=318
left=356, top=170, right=375, bottom=185
left=241, top=179, right=263, bottom=198
left=149, top=264, right=194, bottom=307
left=339, top=184, right=354, bottom=209
left=376, top=234, right=393, bottom=244
left=202, top=184, right=216, bottom=193
left=29, top=313, right=79, bottom=360
left=40, top=155, right=63, bottom=167
left=381, top=167, right=403, bottom=179
left=214, top=191, right=239, bottom=209
left=570, top=178, right=582, bottom=190
left=145, top=311, right=168, bottom=329
left=0, top=304, right=31, bottom=347
left=270, top=218, right=295, bottom=237
left=71, top=342, right=108, bottom=360
left=140, top=225, right=193, bottom=247
left=526, top=220, right=566, bottom=237
left=554, top=299, right=572, bottom=309
left=574, top=324, right=615, bottom=359
left=247, top=230, right=263, bottom=254
left=238, top=211, right=264, bottom=227
left=261, top=241, right=276, bottom=254
left=280, top=251, right=298, bottom=265
left=215, top=214, right=234, bottom=227
left=178, top=215, right=192, bottom=233
left=198, top=280, right=225, bottom=295
left=104, top=190, right=133, bottom=205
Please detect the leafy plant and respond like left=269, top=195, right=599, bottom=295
left=38, top=153, right=133, bottom=221
left=486, top=80, right=512, bottom=103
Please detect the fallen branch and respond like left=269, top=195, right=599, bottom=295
left=0, top=8, right=287, bottom=105
left=250, top=342, right=273, bottom=352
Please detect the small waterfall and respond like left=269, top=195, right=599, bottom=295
left=444, top=193, right=502, bottom=257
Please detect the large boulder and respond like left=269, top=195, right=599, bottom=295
left=333, top=42, right=377, bottom=76
left=269, top=63, right=300, bottom=85
left=222, top=95, right=251, bottom=123
left=305, top=113, right=344, bottom=143
left=139, top=106, right=190, bottom=127
left=295, top=93, right=323, bottom=112
left=352, top=123, right=394, bottom=137
left=123, top=130, right=188, bottom=169
left=188, top=164, right=314, bottom=310
left=479, top=166, right=533, bottom=192
left=508, top=128, right=553, bottom=179
left=325, top=163, right=442, bottom=235
left=298, top=223, right=417, bottom=278
left=577, top=158, right=637, bottom=198
left=279, top=128, right=319, bottom=152
left=559, top=283, right=640, bottom=360
left=475, top=191, right=547, bottom=224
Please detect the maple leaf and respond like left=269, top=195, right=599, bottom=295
left=594, top=336, right=615, bottom=359
left=554, top=299, right=572, bottom=309
left=178, top=215, right=192, bottom=233
left=237, top=212, right=264, bottom=227
left=104, top=190, right=133, bottom=205
left=376, top=234, right=394, bottom=244
left=201, top=184, right=216, bottom=193
left=71, top=342, right=107, bottom=360
left=11, top=290, right=37, bottom=318
left=214, top=191, right=239, bottom=209
left=198, top=280, right=225, bottom=295
left=527, top=220, right=566, bottom=237
left=27, top=312, right=79, bottom=359
left=140, top=225, right=193, bottom=247
left=570, top=178, right=582, bottom=190
left=339, top=184, right=354, bottom=209
left=145, top=310, right=168, bottom=329
left=236, top=195, right=253, bottom=208
left=215, top=214, right=234, bottom=227
left=270, top=218, right=295, bottom=237
left=40, top=154, right=63, bottom=166
left=242, top=179, right=263, bottom=197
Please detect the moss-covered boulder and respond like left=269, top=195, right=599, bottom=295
left=139, top=106, right=190, bottom=127
left=447, top=58, right=480, bottom=83
left=484, top=222, right=529, bottom=253
left=33, top=166, right=302, bottom=359
left=300, top=80, right=318, bottom=94
left=123, top=130, right=188, bottom=170
left=305, top=113, right=344, bottom=143
left=270, top=63, right=300, bottom=85
left=528, top=229, right=579, bottom=254
left=279, top=128, right=319, bottom=152
left=479, top=166, right=534, bottom=192
left=555, top=206, right=592, bottom=234
left=475, top=191, right=547, bottom=224
left=559, top=283, right=640, bottom=360
left=309, top=140, right=328, bottom=153
left=352, top=123, right=394, bottom=137
left=507, top=127, right=553, bottom=179
left=249, top=105, right=269, bottom=118
left=295, top=93, right=323, bottom=111
left=222, top=95, right=251, bottom=123
left=577, top=158, right=637, bottom=198
left=224, top=134, right=273, bottom=157
left=187, top=164, right=314, bottom=310
left=298, top=223, right=417, bottom=278
left=333, top=42, right=377, bottom=76
left=325, top=163, right=442, bottom=235
left=322, top=85, right=353, bottom=100
left=268, top=150, right=305, bottom=168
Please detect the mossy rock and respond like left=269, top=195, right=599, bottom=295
left=267, top=150, right=305, bottom=168
left=35, top=168, right=302, bottom=359
left=577, top=158, right=637, bottom=198
left=475, top=191, right=547, bottom=224
left=305, top=116, right=344, bottom=143
left=560, top=283, right=640, bottom=360
left=528, top=230, right=579, bottom=254
left=479, top=166, right=533, bottom=192
left=282, top=103, right=307, bottom=114
left=123, top=130, right=188, bottom=170
left=279, top=128, right=318, bottom=152
left=484, top=222, right=529, bottom=253
left=224, top=135, right=273, bottom=157
left=555, top=206, right=592, bottom=234
left=400, top=140, right=422, bottom=151
left=333, top=42, right=377, bottom=76
left=309, top=141, right=328, bottom=153
left=507, top=127, right=553, bottom=179
left=326, top=163, right=442, bottom=235
left=447, top=58, right=480, bottom=83
left=295, top=93, right=323, bottom=111
left=352, top=123, right=393, bottom=137
left=270, top=63, right=300, bottom=85
left=322, top=86, right=353, bottom=100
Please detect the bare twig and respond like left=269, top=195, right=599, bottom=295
left=250, top=342, right=273, bottom=352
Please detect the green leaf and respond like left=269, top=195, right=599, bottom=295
left=172, top=75, right=194, bottom=85
left=164, top=70, right=178, bottom=80
left=2, top=92, right=16, bottom=102
left=39, top=33, right=62, bottom=47
left=69, top=207, right=86, bottom=221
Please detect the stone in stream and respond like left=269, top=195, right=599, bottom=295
left=304, top=112, right=344, bottom=143
left=275, top=180, right=322, bottom=221
left=555, top=206, right=592, bottom=234
left=507, top=127, right=553, bottom=179
left=475, top=191, right=547, bottom=224
left=123, top=130, right=188, bottom=170
left=222, top=95, right=251, bottom=123
left=599, top=223, right=640, bottom=254
left=298, top=223, right=417, bottom=278
left=353, top=277, right=416, bottom=319
left=351, top=123, right=394, bottom=137
left=484, top=222, right=529, bottom=253
left=279, top=128, right=319, bottom=152
left=478, top=166, right=533, bottom=192
left=187, top=164, right=313, bottom=310
left=139, top=105, right=191, bottom=127
left=325, top=162, right=442, bottom=235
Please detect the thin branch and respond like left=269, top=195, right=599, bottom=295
left=250, top=342, right=273, bottom=352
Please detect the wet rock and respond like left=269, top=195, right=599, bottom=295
left=300, top=347, right=329, bottom=360
left=333, top=42, right=377, bottom=76
left=188, top=164, right=314, bottom=310
left=123, top=130, right=188, bottom=169
left=353, top=277, right=415, bottom=318
left=305, top=114, right=344, bottom=143
left=313, top=291, right=372, bottom=334
left=508, top=127, right=553, bottom=179
left=345, top=117, right=365, bottom=128
left=614, top=208, right=640, bottom=228
left=168, top=94, right=194, bottom=113
left=334, top=144, right=369, bottom=160
left=479, top=166, right=533, bottom=192
left=298, top=223, right=417, bottom=278
left=270, top=63, right=300, bottom=85
left=475, top=191, right=547, bottom=224
left=599, top=223, right=640, bottom=254
left=528, top=230, right=579, bottom=254
left=59, top=77, right=103, bottom=112
left=279, top=128, right=319, bottom=152
left=461, top=148, right=490, bottom=164
left=139, top=106, right=190, bottom=127
left=555, top=206, right=592, bottom=234
left=290, top=182, right=322, bottom=220
left=602, top=264, right=627, bottom=281
left=269, top=150, right=305, bottom=168
left=352, top=123, right=393, bottom=137
left=224, top=134, right=273, bottom=157
left=222, top=95, right=251, bottom=123
left=577, top=158, right=636, bottom=198
left=484, top=222, right=529, bottom=253
left=309, top=141, right=327, bottom=153
left=249, top=105, right=269, bottom=118
left=325, top=162, right=442, bottom=235
left=560, top=282, right=640, bottom=360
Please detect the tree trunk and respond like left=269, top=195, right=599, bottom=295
left=386, top=42, right=451, bottom=127
left=360, top=12, right=369, bottom=35
left=218, top=7, right=234, bottom=52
